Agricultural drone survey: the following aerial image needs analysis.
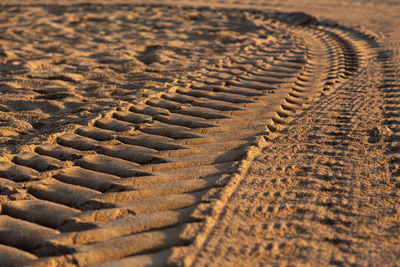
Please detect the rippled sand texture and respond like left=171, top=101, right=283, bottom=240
left=0, top=1, right=400, bottom=266
left=0, top=4, right=274, bottom=156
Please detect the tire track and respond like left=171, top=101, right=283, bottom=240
left=379, top=39, right=400, bottom=219
left=0, top=6, right=377, bottom=267
left=184, top=21, right=396, bottom=267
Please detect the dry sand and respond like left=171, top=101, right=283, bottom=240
left=0, top=0, right=399, bottom=266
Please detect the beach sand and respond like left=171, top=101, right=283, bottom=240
left=0, top=0, right=399, bottom=266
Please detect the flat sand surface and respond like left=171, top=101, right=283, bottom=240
left=0, top=0, right=399, bottom=266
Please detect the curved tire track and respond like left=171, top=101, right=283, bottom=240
left=0, top=5, right=378, bottom=267
left=183, top=23, right=399, bottom=266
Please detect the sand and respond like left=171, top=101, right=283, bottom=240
left=0, top=0, right=399, bottom=266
